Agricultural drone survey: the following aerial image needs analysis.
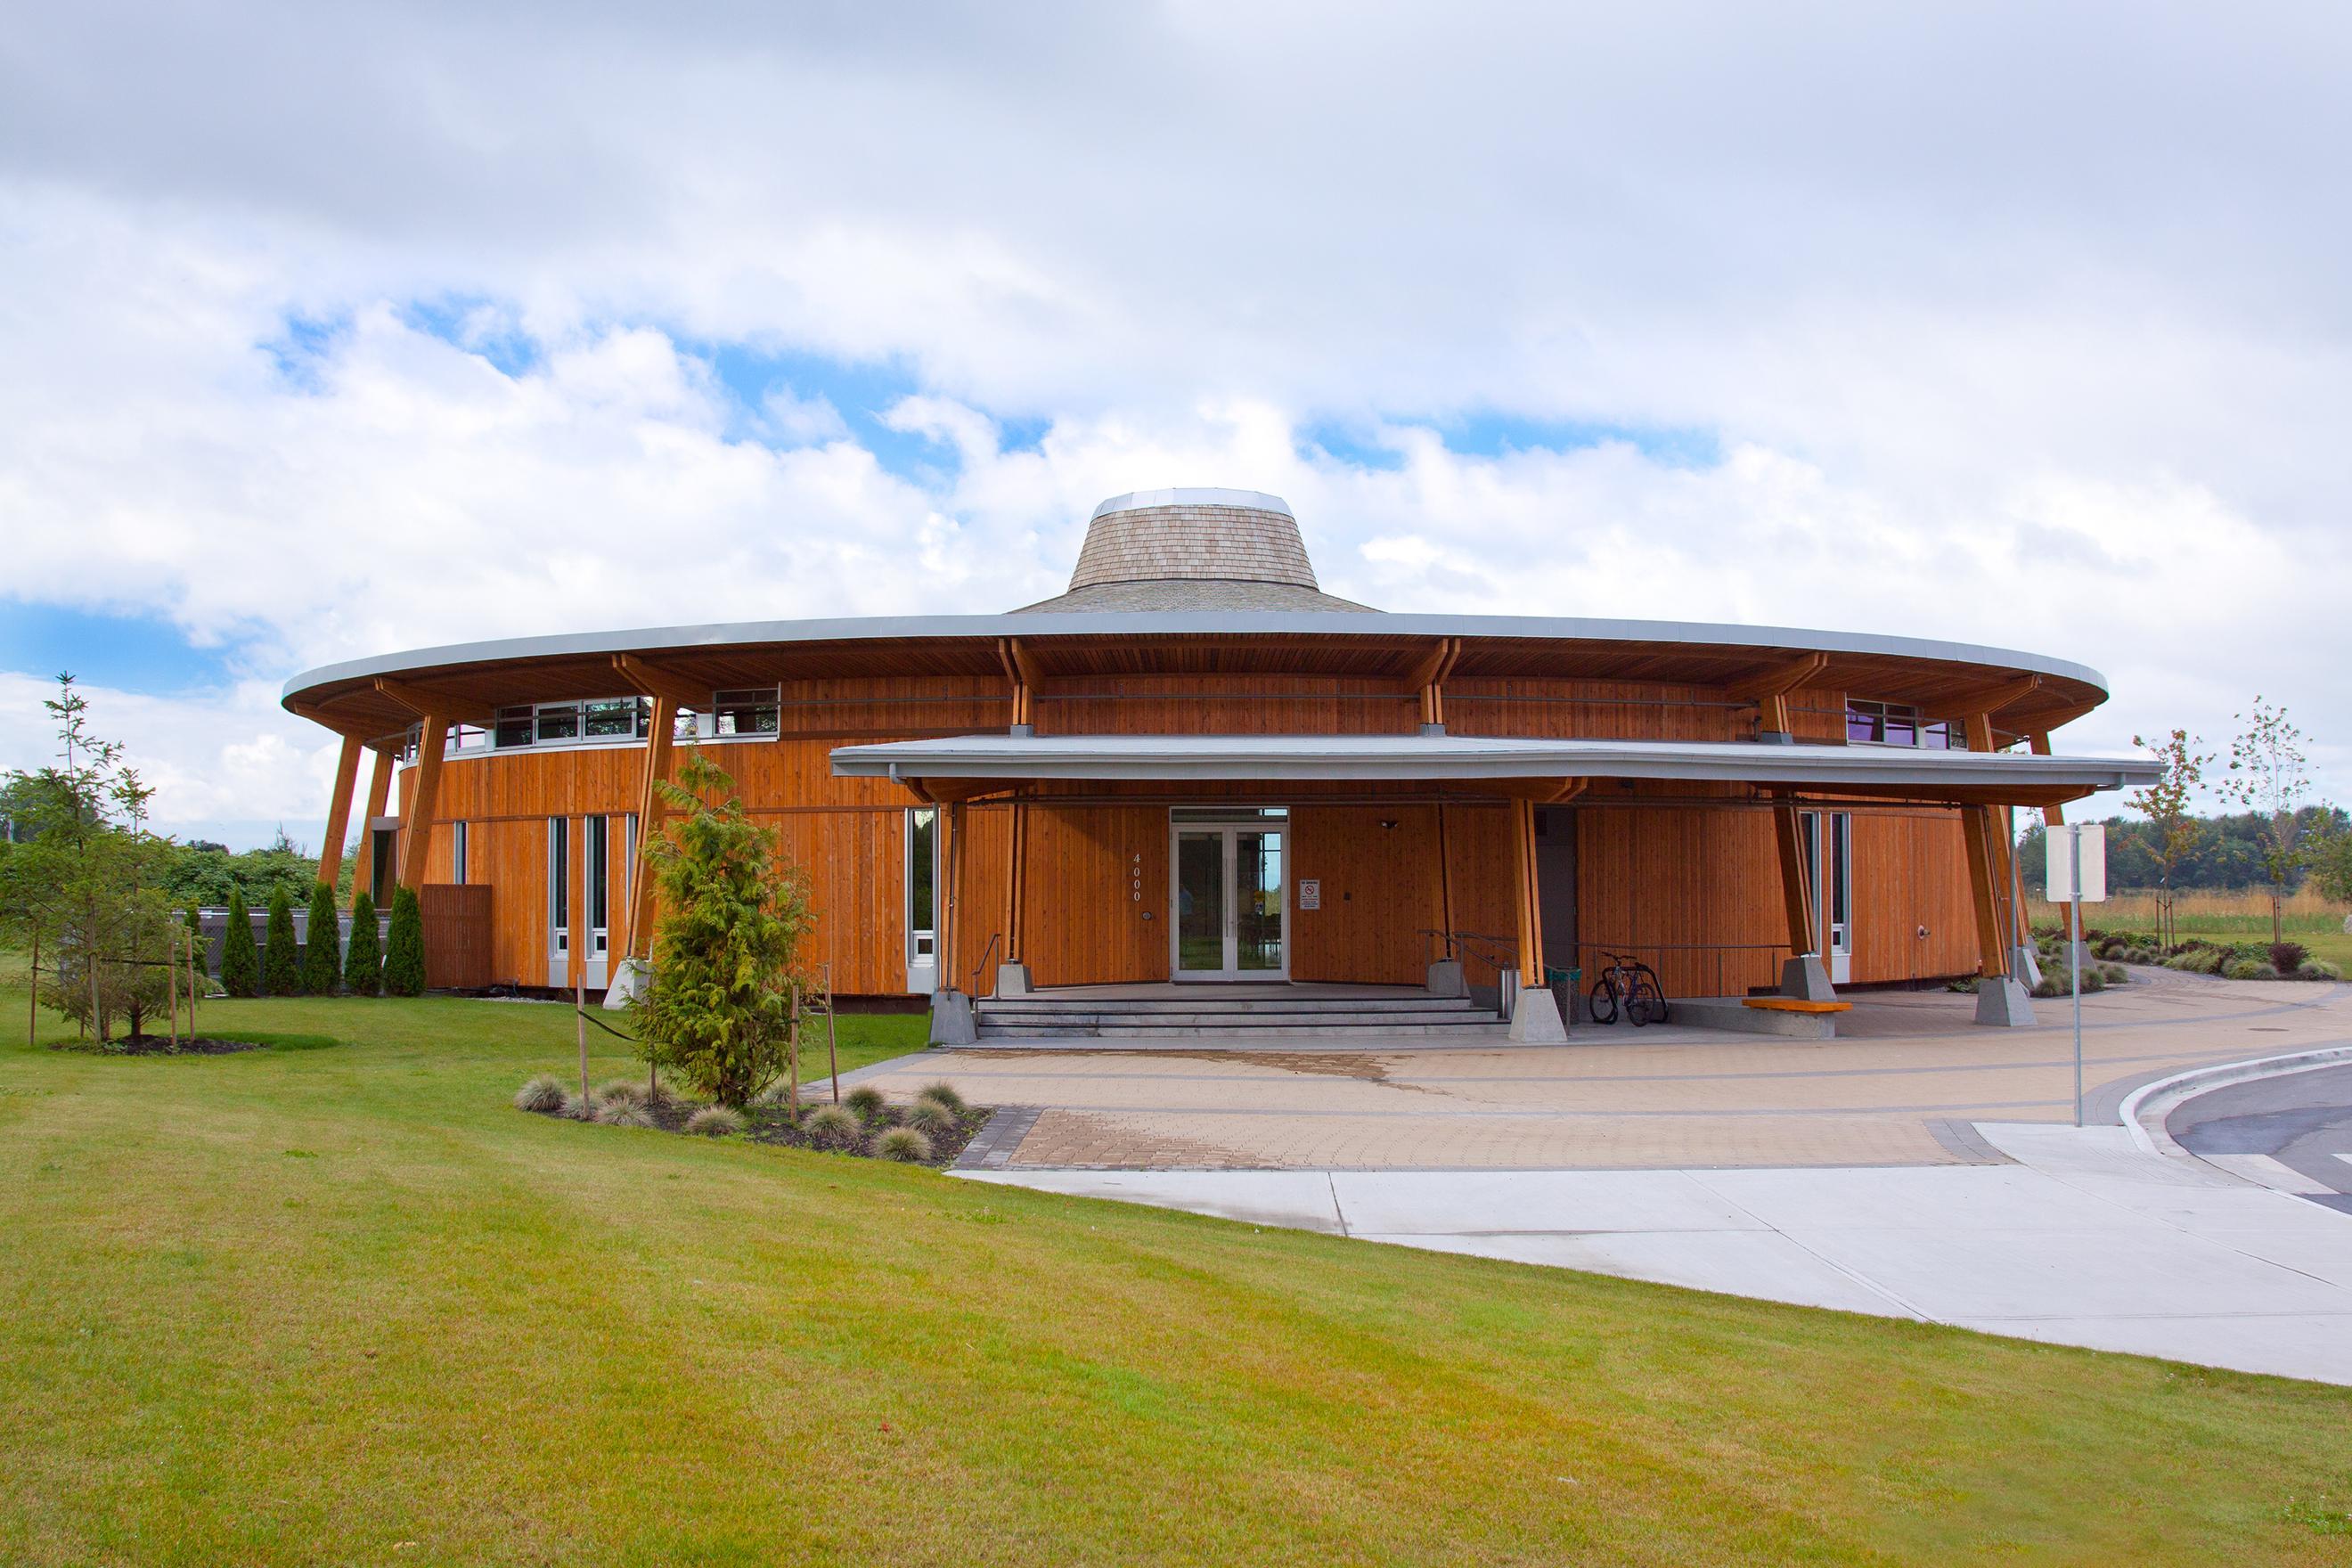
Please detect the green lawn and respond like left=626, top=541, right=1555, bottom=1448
left=3, top=972, right=2350, bottom=1564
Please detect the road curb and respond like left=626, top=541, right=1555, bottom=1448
left=2119, top=1044, right=2352, bottom=1159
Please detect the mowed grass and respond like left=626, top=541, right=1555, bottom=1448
left=3, top=969, right=2350, bottom=1564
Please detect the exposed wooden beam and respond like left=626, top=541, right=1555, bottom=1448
left=1772, top=792, right=1818, bottom=959
left=1961, top=805, right=2011, bottom=979
left=347, top=747, right=396, bottom=910
left=610, top=653, right=707, bottom=712
left=997, top=638, right=1037, bottom=728
left=1511, top=796, right=1544, bottom=985
left=1004, top=801, right=1027, bottom=964
left=315, top=735, right=363, bottom=893
left=396, top=717, right=451, bottom=893
left=1725, top=651, right=1830, bottom=702
left=614, top=694, right=677, bottom=962
left=371, top=678, right=496, bottom=730
left=1404, top=637, right=1463, bottom=728
left=1937, top=674, right=2043, bottom=724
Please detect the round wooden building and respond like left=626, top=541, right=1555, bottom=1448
left=283, top=487, right=2155, bottom=1036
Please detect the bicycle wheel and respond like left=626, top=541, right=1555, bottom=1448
left=1587, top=978, right=1618, bottom=1025
left=1628, top=979, right=1668, bottom=1026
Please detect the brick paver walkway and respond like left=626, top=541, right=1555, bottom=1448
left=855, top=970, right=2352, bottom=1171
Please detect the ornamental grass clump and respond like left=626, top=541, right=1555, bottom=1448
left=916, top=1082, right=967, bottom=1115
left=905, top=1098, right=955, bottom=1138
left=595, top=1079, right=645, bottom=1107
left=844, top=1084, right=889, bottom=1123
left=633, top=753, right=813, bottom=1109
left=514, top=1074, right=568, bottom=1114
left=684, top=1106, right=744, bottom=1138
left=802, top=1103, right=862, bottom=1150
left=876, top=1126, right=934, bottom=1164
left=596, top=1099, right=655, bottom=1129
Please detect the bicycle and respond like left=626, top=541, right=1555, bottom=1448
left=1587, top=951, right=1668, bottom=1026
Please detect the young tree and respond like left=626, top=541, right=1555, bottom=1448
left=633, top=753, right=813, bottom=1107
left=299, top=881, right=342, bottom=994
left=2220, top=698, right=2314, bottom=944
left=262, top=886, right=301, bottom=996
left=344, top=890, right=382, bottom=996
left=220, top=889, right=260, bottom=998
left=2126, top=729, right=2211, bottom=948
left=382, top=886, right=427, bottom=997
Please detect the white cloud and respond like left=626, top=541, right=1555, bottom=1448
left=2, top=2, right=2349, bottom=839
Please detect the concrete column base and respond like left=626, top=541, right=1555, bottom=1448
left=929, top=989, right=976, bottom=1046
left=1508, top=984, right=1570, bottom=1043
left=1780, top=954, right=1836, bottom=1002
left=603, top=957, right=649, bottom=1009
left=2011, top=943, right=2045, bottom=989
left=1972, top=976, right=2038, bottom=1028
left=1425, top=959, right=1467, bottom=998
left=995, top=961, right=1033, bottom=997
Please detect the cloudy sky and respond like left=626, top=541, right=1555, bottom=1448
left=3, top=1, right=2346, bottom=848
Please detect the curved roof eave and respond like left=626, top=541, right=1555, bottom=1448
left=282, top=608, right=2110, bottom=706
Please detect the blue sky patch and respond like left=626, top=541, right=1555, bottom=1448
left=398, top=297, right=540, bottom=378
left=0, top=603, right=242, bottom=694
left=260, top=312, right=348, bottom=392
left=1303, top=413, right=1722, bottom=471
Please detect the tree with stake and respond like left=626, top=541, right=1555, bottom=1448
left=344, top=889, right=382, bottom=995
left=382, top=886, right=427, bottom=997
left=633, top=752, right=813, bottom=1108
left=262, top=886, right=301, bottom=996
left=220, top=889, right=260, bottom=998
left=2127, top=729, right=2210, bottom=949
left=2221, top=698, right=2313, bottom=946
left=300, top=880, right=341, bottom=994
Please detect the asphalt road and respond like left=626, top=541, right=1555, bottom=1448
left=2171, top=1062, right=2352, bottom=1214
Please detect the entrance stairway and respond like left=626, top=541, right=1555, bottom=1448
left=972, top=988, right=1509, bottom=1041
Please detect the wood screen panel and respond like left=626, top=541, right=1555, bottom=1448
left=945, top=803, right=1011, bottom=993
left=419, top=884, right=494, bottom=990
left=1575, top=804, right=1786, bottom=1000
left=1019, top=804, right=1170, bottom=986
left=1437, top=802, right=1520, bottom=989
left=1289, top=805, right=1443, bottom=984
left=767, top=807, right=906, bottom=997
left=1846, top=808, right=1979, bottom=984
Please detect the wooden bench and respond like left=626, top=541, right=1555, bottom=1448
left=1743, top=996, right=1853, bottom=1015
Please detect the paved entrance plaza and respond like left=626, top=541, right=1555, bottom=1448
left=861, top=969, right=2352, bottom=1172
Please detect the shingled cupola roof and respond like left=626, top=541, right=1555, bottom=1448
left=1016, top=487, right=1376, bottom=613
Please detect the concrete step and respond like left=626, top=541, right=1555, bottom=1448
left=976, top=1021, right=1512, bottom=1040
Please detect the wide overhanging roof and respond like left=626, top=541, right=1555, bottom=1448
left=831, top=732, right=2159, bottom=804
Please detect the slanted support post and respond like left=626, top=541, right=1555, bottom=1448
left=997, top=800, right=1032, bottom=995
left=396, top=717, right=450, bottom=892
left=999, top=638, right=1040, bottom=736
left=617, top=695, right=677, bottom=963
left=348, top=745, right=396, bottom=909
left=1507, top=796, right=1567, bottom=1041
left=1407, top=637, right=1461, bottom=734
left=2029, top=731, right=2064, bottom=827
left=1771, top=792, right=1835, bottom=1000
left=1966, top=801, right=2037, bottom=1026
left=315, top=734, right=364, bottom=893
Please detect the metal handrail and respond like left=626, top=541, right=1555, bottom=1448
left=968, top=931, right=1002, bottom=1000
left=1417, top=927, right=1520, bottom=972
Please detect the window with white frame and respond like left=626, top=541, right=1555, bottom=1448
left=494, top=698, right=653, bottom=749
left=713, top=687, right=780, bottom=737
left=1845, top=699, right=1962, bottom=749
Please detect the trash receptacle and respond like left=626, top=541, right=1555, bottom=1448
left=1546, top=966, right=1580, bottom=1035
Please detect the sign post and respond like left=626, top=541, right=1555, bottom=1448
left=2046, top=823, right=2107, bottom=1126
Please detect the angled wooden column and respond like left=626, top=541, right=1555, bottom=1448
left=1433, top=803, right=1456, bottom=939
left=1002, top=801, right=1027, bottom=963
left=944, top=801, right=966, bottom=991
left=1961, top=804, right=2011, bottom=979
left=2029, top=731, right=2065, bottom=827
left=1405, top=637, right=1461, bottom=731
left=616, top=695, right=677, bottom=961
left=997, top=639, right=1039, bottom=731
left=1728, top=651, right=1829, bottom=738
left=315, top=734, right=363, bottom=891
left=1962, top=710, right=2019, bottom=950
left=1772, top=792, right=1818, bottom=957
left=348, top=745, right=396, bottom=909
left=1511, top=796, right=1544, bottom=985
left=396, top=717, right=450, bottom=892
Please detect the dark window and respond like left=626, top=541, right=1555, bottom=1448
left=536, top=704, right=582, bottom=743
left=715, top=688, right=780, bottom=736
left=587, top=817, right=608, bottom=935
left=584, top=698, right=645, bottom=739
left=496, top=706, right=535, bottom=747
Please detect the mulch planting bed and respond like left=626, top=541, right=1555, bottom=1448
left=745, top=1098, right=990, bottom=1167
left=61, top=1035, right=263, bottom=1057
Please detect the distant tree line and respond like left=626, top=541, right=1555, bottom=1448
left=2018, top=804, right=2348, bottom=894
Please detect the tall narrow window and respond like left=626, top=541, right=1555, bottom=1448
left=548, top=817, right=569, bottom=951
left=906, top=807, right=937, bottom=970
left=452, top=821, right=469, bottom=886
left=587, top=816, right=609, bottom=957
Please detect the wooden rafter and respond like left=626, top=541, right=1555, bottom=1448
left=1724, top=650, right=1830, bottom=702
left=1936, top=674, right=2042, bottom=724
left=611, top=653, right=707, bottom=712
left=372, top=678, right=496, bottom=730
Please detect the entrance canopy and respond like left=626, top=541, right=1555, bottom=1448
left=832, top=732, right=2159, bottom=807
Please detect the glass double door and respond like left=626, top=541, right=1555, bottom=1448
left=1172, top=825, right=1286, bottom=980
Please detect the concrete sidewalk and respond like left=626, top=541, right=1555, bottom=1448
left=960, top=1121, right=2352, bottom=1384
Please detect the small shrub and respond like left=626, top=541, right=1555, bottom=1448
left=2301, top=960, right=2344, bottom=981
left=263, top=887, right=301, bottom=996
left=906, top=1099, right=956, bottom=1138
left=2080, top=968, right=2105, bottom=992
left=2270, top=941, right=2310, bottom=975
left=1946, top=976, right=1980, bottom=993
left=876, top=1126, right=934, bottom=1163
left=685, top=1106, right=744, bottom=1138
left=844, top=1085, right=889, bottom=1123
left=2181, top=950, right=2223, bottom=976
left=382, top=886, right=427, bottom=996
left=915, top=1081, right=968, bottom=1115
left=344, top=890, right=382, bottom=995
left=2225, top=959, right=2278, bottom=981
left=220, top=891, right=260, bottom=998
left=2100, top=963, right=2129, bottom=984
left=515, top=1074, right=568, bottom=1113
left=596, top=1099, right=655, bottom=1129
left=803, top=1103, right=862, bottom=1149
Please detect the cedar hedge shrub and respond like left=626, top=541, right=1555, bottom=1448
left=344, top=890, right=381, bottom=995
left=300, top=881, right=342, bottom=995
left=263, top=886, right=301, bottom=996
left=219, top=890, right=260, bottom=998
left=382, top=886, right=427, bottom=997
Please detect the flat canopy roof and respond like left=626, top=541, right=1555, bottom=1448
left=831, top=732, right=2159, bottom=806
left=282, top=608, right=2114, bottom=743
